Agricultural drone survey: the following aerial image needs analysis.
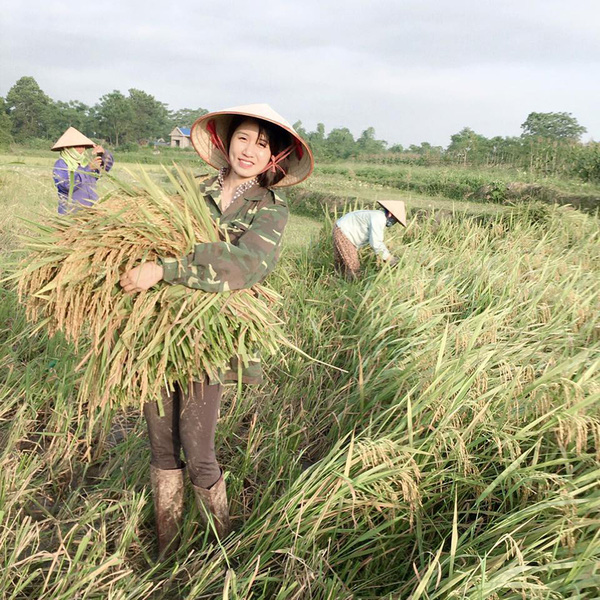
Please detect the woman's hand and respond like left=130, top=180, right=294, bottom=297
left=91, top=145, right=105, bottom=170
left=120, top=262, right=164, bottom=293
left=89, top=156, right=103, bottom=170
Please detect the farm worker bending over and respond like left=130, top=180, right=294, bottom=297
left=333, top=200, right=407, bottom=280
left=51, top=126, right=113, bottom=214
left=118, top=104, right=314, bottom=560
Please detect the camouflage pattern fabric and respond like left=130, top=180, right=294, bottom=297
left=161, top=177, right=288, bottom=292
left=333, top=225, right=361, bottom=280
left=160, top=176, right=289, bottom=384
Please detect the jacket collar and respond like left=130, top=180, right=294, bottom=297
left=203, top=175, right=266, bottom=210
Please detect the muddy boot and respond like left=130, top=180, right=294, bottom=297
left=192, top=472, right=231, bottom=539
left=150, top=465, right=185, bottom=560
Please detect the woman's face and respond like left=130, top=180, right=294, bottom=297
left=228, top=120, right=272, bottom=181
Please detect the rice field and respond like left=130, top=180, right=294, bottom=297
left=0, top=154, right=598, bottom=599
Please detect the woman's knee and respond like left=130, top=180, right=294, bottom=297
left=179, top=380, right=223, bottom=488
left=187, top=456, right=221, bottom=489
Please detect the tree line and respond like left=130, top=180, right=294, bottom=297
left=294, top=112, right=597, bottom=183
left=1, top=76, right=598, bottom=182
left=0, top=76, right=206, bottom=148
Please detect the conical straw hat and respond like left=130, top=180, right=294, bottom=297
left=378, top=200, right=407, bottom=227
left=190, top=104, right=314, bottom=188
left=51, top=127, right=95, bottom=151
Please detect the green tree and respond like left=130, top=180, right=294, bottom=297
left=488, top=135, right=526, bottom=166
left=0, top=97, right=13, bottom=148
left=447, top=127, right=491, bottom=165
left=46, top=100, right=93, bottom=140
left=292, top=120, right=308, bottom=140
left=127, top=89, right=171, bottom=142
left=356, top=127, right=387, bottom=154
left=325, top=127, right=356, bottom=159
left=570, top=142, right=600, bottom=182
left=5, top=76, right=52, bottom=140
left=94, top=91, right=134, bottom=146
left=291, top=120, right=314, bottom=154
left=520, top=112, right=586, bottom=141
left=305, top=123, right=326, bottom=156
left=313, top=123, right=326, bottom=142
left=170, top=107, right=208, bottom=130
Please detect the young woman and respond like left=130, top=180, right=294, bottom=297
left=119, top=104, right=313, bottom=558
left=51, top=126, right=113, bottom=214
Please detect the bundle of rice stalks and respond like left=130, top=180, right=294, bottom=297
left=13, top=165, right=287, bottom=411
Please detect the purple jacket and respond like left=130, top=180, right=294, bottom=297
left=53, top=152, right=114, bottom=214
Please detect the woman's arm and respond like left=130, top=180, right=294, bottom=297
left=161, top=201, right=289, bottom=292
left=120, top=200, right=289, bottom=294
left=368, top=211, right=391, bottom=261
left=102, top=152, right=114, bottom=172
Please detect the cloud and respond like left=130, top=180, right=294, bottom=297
left=1, top=0, right=599, bottom=146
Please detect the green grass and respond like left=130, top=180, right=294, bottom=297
left=306, top=161, right=600, bottom=214
left=0, top=156, right=598, bottom=598
left=295, top=169, right=511, bottom=216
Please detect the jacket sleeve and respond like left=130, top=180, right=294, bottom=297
left=53, top=160, right=82, bottom=197
left=369, top=212, right=391, bottom=260
left=101, top=152, right=114, bottom=173
left=160, top=201, right=289, bottom=292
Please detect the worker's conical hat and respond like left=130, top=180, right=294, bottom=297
left=190, top=104, right=314, bottom=188
left=51, top=127, right=95, bottom=151
left=378, top=200, right=407, bottom=227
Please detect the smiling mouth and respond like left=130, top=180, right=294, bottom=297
left=238, top=159, right=254, bottom=168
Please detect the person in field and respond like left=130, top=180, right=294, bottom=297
left=333, top=200, right=407, bottom=280
left=119, top=105, right=313, bottom=559
left=51, top=126, right=114, bottom=214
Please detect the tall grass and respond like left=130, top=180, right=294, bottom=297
left=0, top=161, right=598, bottom=598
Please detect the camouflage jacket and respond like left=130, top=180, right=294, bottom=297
left=160, top=176, right=289, bottom=384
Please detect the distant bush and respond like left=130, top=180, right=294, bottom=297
left=21, top=137, right=52, bottom=150
left=570, top=142, right=600, bottom=183
left=0, top=122, right=12, bottom=150
left=285, top=187, right=358, bottom=219
left=315, top=165, right=351, bottom=176
left=115, top=142, right=139, bottom=152
left=359, top=152, right=442, bottom=166
left=350, top=164, right=600, bottom=211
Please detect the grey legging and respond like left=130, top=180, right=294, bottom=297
left=143, top=379, right=223, bottom=489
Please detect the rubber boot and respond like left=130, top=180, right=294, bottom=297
left=150, top=465, right=185, bottom=560
left=192, top=472, right=231, bottom=539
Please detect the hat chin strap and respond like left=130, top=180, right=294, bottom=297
left=260, top=144, right=295, bottom=175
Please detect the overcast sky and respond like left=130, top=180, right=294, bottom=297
left=1, top=0, right=599, bottom=147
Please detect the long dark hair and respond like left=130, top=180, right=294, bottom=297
left=225, top=116, right=293, bottom=188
